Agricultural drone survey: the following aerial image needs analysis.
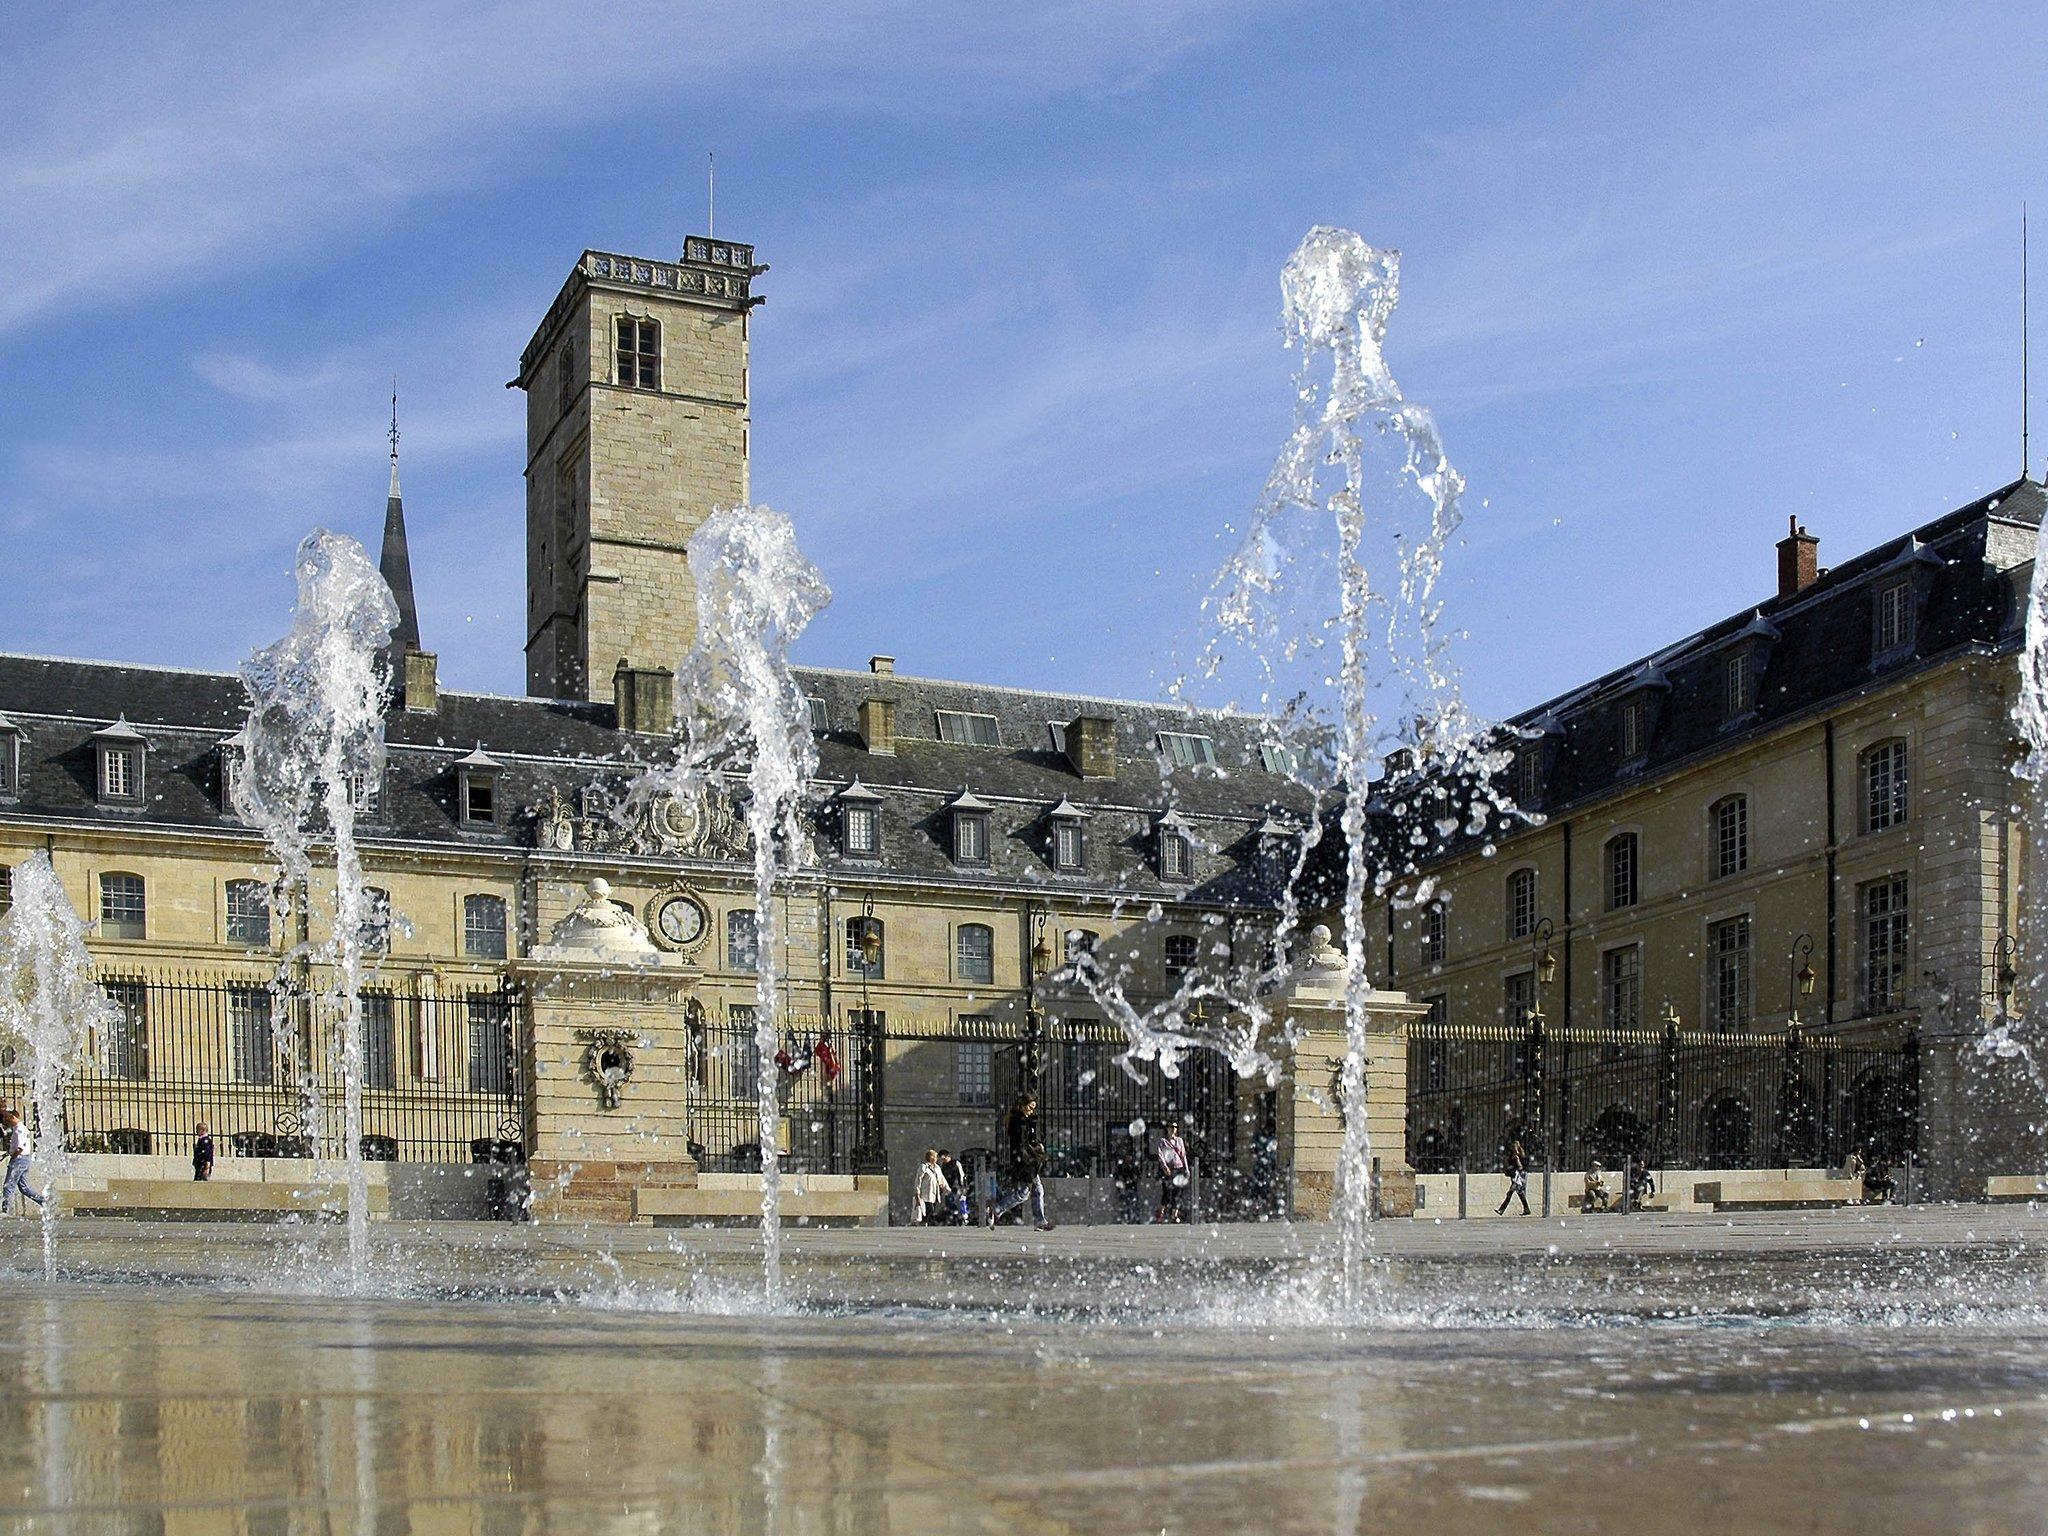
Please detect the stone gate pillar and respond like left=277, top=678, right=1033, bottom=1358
left=1279, top=924, right=1426, bottom=1219
left=511, top=879, right=701, bottom=1223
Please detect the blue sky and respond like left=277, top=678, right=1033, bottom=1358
left=2, top=2, right=2043, bottom=722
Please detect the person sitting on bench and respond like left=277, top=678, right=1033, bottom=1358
left=1582, top=1162, right=1616, bottom=1214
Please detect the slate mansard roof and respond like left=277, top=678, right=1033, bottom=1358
left=0, top=653, right=1309, bottom=908
left=1313, top=476, right=2047, bottom=899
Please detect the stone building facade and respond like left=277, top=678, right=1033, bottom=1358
left=0, top=237, right=1321, bottom=1222
left=1361, top=479, right=2046, bottom=1196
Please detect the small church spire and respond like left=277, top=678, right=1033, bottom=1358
left=379, top=380, right=421, bottom=669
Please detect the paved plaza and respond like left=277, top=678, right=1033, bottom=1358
left=2, top=1208, right=2047, bottom=1531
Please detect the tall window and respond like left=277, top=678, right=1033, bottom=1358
left=1602, top=946, right=1641, bottom=1033
left=727, top=909, right=759, bottom=973
left=463, top=895, right=508, bottom=959
left=956, top=1040, right=993, bottom=1106
left=1503, top=971, right=1535, bottom=1031
left=1164, top=934, right=1198, bottom=980
left=956, top=923, right=995, bottom=985
left=1506, top=868, right=1536, bottom=941
left=1710, top=915, right=1752, bottom=1031
left=225, top=879, right=271, bottom=947
left=614, top=316, right=659, bottom=389
left=1711, top=796, right=1748, bottom=880
left=1064, top=928, right=1100, bottom=967
left=1724, top=651, right=1752, bottom=717
left=846, top=916, right=885, bottom=978
left=466, top=995, right=511, bottom=1093
left=1863, top=739, right=1910, bottom=834
left=1606, top=833, right=1639, bottom=911
left=99, top=874, right=145, bottom=940
left=100, top=746, right=141, bottom=801
left=1863, top=875, right=1910, bottom=1013
left=1420, top=904, right=1446, bottom=966
left=1160, top=825, right=1194, bottom=881
left=101, top=980, right=148, bottom=1081
left=360, top=887, right=393, bottom=955
left=728, top=1005, right=761, bottom=1099
left=1514, top=751, right=1541, bottom=805
left=0, top=864, right=11, bottom=915
left=1619, top=698, right=1646, bottom=760
left=361, top=992, right=397, bottom=1090
left=1875, top=581, right=1913, bottom=653
left=228, top=985, right=274, bottom=1085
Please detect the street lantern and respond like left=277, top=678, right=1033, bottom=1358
left=1788, top=933, right=1816, bottom=1022
left=1532, top=916, right=1558, bottom=987
left=1990, top=935, right=2021, bottom=1006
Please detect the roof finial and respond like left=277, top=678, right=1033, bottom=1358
left=388, top=376, right=401, bottom=500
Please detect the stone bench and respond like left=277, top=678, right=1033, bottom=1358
left=1693, top=1178, right=1861, bottom=1211
left=65, top=1178, right=390, bottom=1222
left=634, top=1183, right=887, bottom=1227
left=1965, top=1174, right=2048, bottom=1202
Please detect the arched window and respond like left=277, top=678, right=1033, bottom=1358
left=955, top=923, right=995, bottom=985
left=1505, top=868, right=1536, bottom=941
left=846, top=916, right=884, bottom=978
left=225, top=879, right=271, bottom=948
left=1605, top=833, right=1638, bottom=911
left=1710, top=795, right=1748, bottom=880
left=462, top=894, right=507, bottom=959
left=614, top=315, right=660, bottom=389
left=99, top=873, right=146, bottom=940
left=1862, top=739, right=1909, bottom=833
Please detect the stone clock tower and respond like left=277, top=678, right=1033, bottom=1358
left=514, top=238, right=765, bottom=701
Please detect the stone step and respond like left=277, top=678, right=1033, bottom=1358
left=67, top=1178, right=391, bottom=1222
left=634, top=1186, right=886, bottom=1227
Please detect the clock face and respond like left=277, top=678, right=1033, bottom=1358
left=655, top=895, right=706, bottom=948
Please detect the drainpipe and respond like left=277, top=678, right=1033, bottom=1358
left=1559, top=822, right=1574, bottom=1031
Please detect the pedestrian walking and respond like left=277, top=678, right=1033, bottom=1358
left=986, top=1094, right=1054, bottom=1230
left=193, top=1122, right=214, bottom=1182
left=936, top=1150, right=966, bottom=1224
left=912, top=1147, right=953, bottom=1225
left=1155, top=1124, right=1190, bottom=1223
left=1, top=1108, right=46, bottom=1215
left=1496, top=1137, right=1531, bottom=1216
left=1112, top=1132, right=1145, bottom=1224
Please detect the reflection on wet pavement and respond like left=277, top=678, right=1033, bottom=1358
left=4, top=1267, right=2048, bottom=1534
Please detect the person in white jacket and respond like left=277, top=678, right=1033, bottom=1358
left=912, top=1147, right=953, bottom=1225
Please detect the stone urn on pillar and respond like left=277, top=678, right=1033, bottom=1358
left=1278, top=923, right=1426, bottom=1219
left=512, top=878, right=703, bottom=1223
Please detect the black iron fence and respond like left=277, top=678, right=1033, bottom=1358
left=0, top=971, right=522, bottom=1165
left=1407, top=1016, right=1918, bottom=1175
left=683, top=1008, right=884, bottom=1174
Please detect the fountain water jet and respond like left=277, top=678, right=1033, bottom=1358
left=232, top=529, right=399, bottom=1291
left=629, top=504, right=829, bottom=1307
left=0, top=853, right=121, bottom=1278
left=1076, top=228, right=1512, bottom=1312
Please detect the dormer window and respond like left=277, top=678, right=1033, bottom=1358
left=0, top=713, right=21, bottom=797
left=948, top=789, right=992, bottom=866
left=93, top=718, right=147, bottom=806
left=456, top=746, right=501, bottom=827
left=1258, top=741, right=1302, bottom=777
left=1256, top=812, right=1296, bottom=886
left=1048, top=798, right=1088, bottom=872
left=217, top=729, right=247, bottom=813
left=1157, top=812, right=1196, bottom=881
left=1875, top=581, right=1913, bottom=655
left=1724, top=651, right=1751, bottom=718
left=806, top=695, right=829, bottom=733
left=1619, top=698, right=1645, bottom=760
left=935, top=710, right=1000, bottom=746
left=839, top=779, right=883, bottom=859
left=1157, top=731, right=1218, bottom=770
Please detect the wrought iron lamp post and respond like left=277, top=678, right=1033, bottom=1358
left=1988, top=935, right=2021, bottom=1013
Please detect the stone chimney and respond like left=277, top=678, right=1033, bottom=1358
left=859, top=697, right=896, bottom=755
left=1067, top=714, right=1117, bottom=779
left=401, top=648, right=439, bottom=713
left=612, top=661, right=675, bottom=736
left=869, top=654, right=895, bottom=676
left=1777, top=517, right=1819, bottom=599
